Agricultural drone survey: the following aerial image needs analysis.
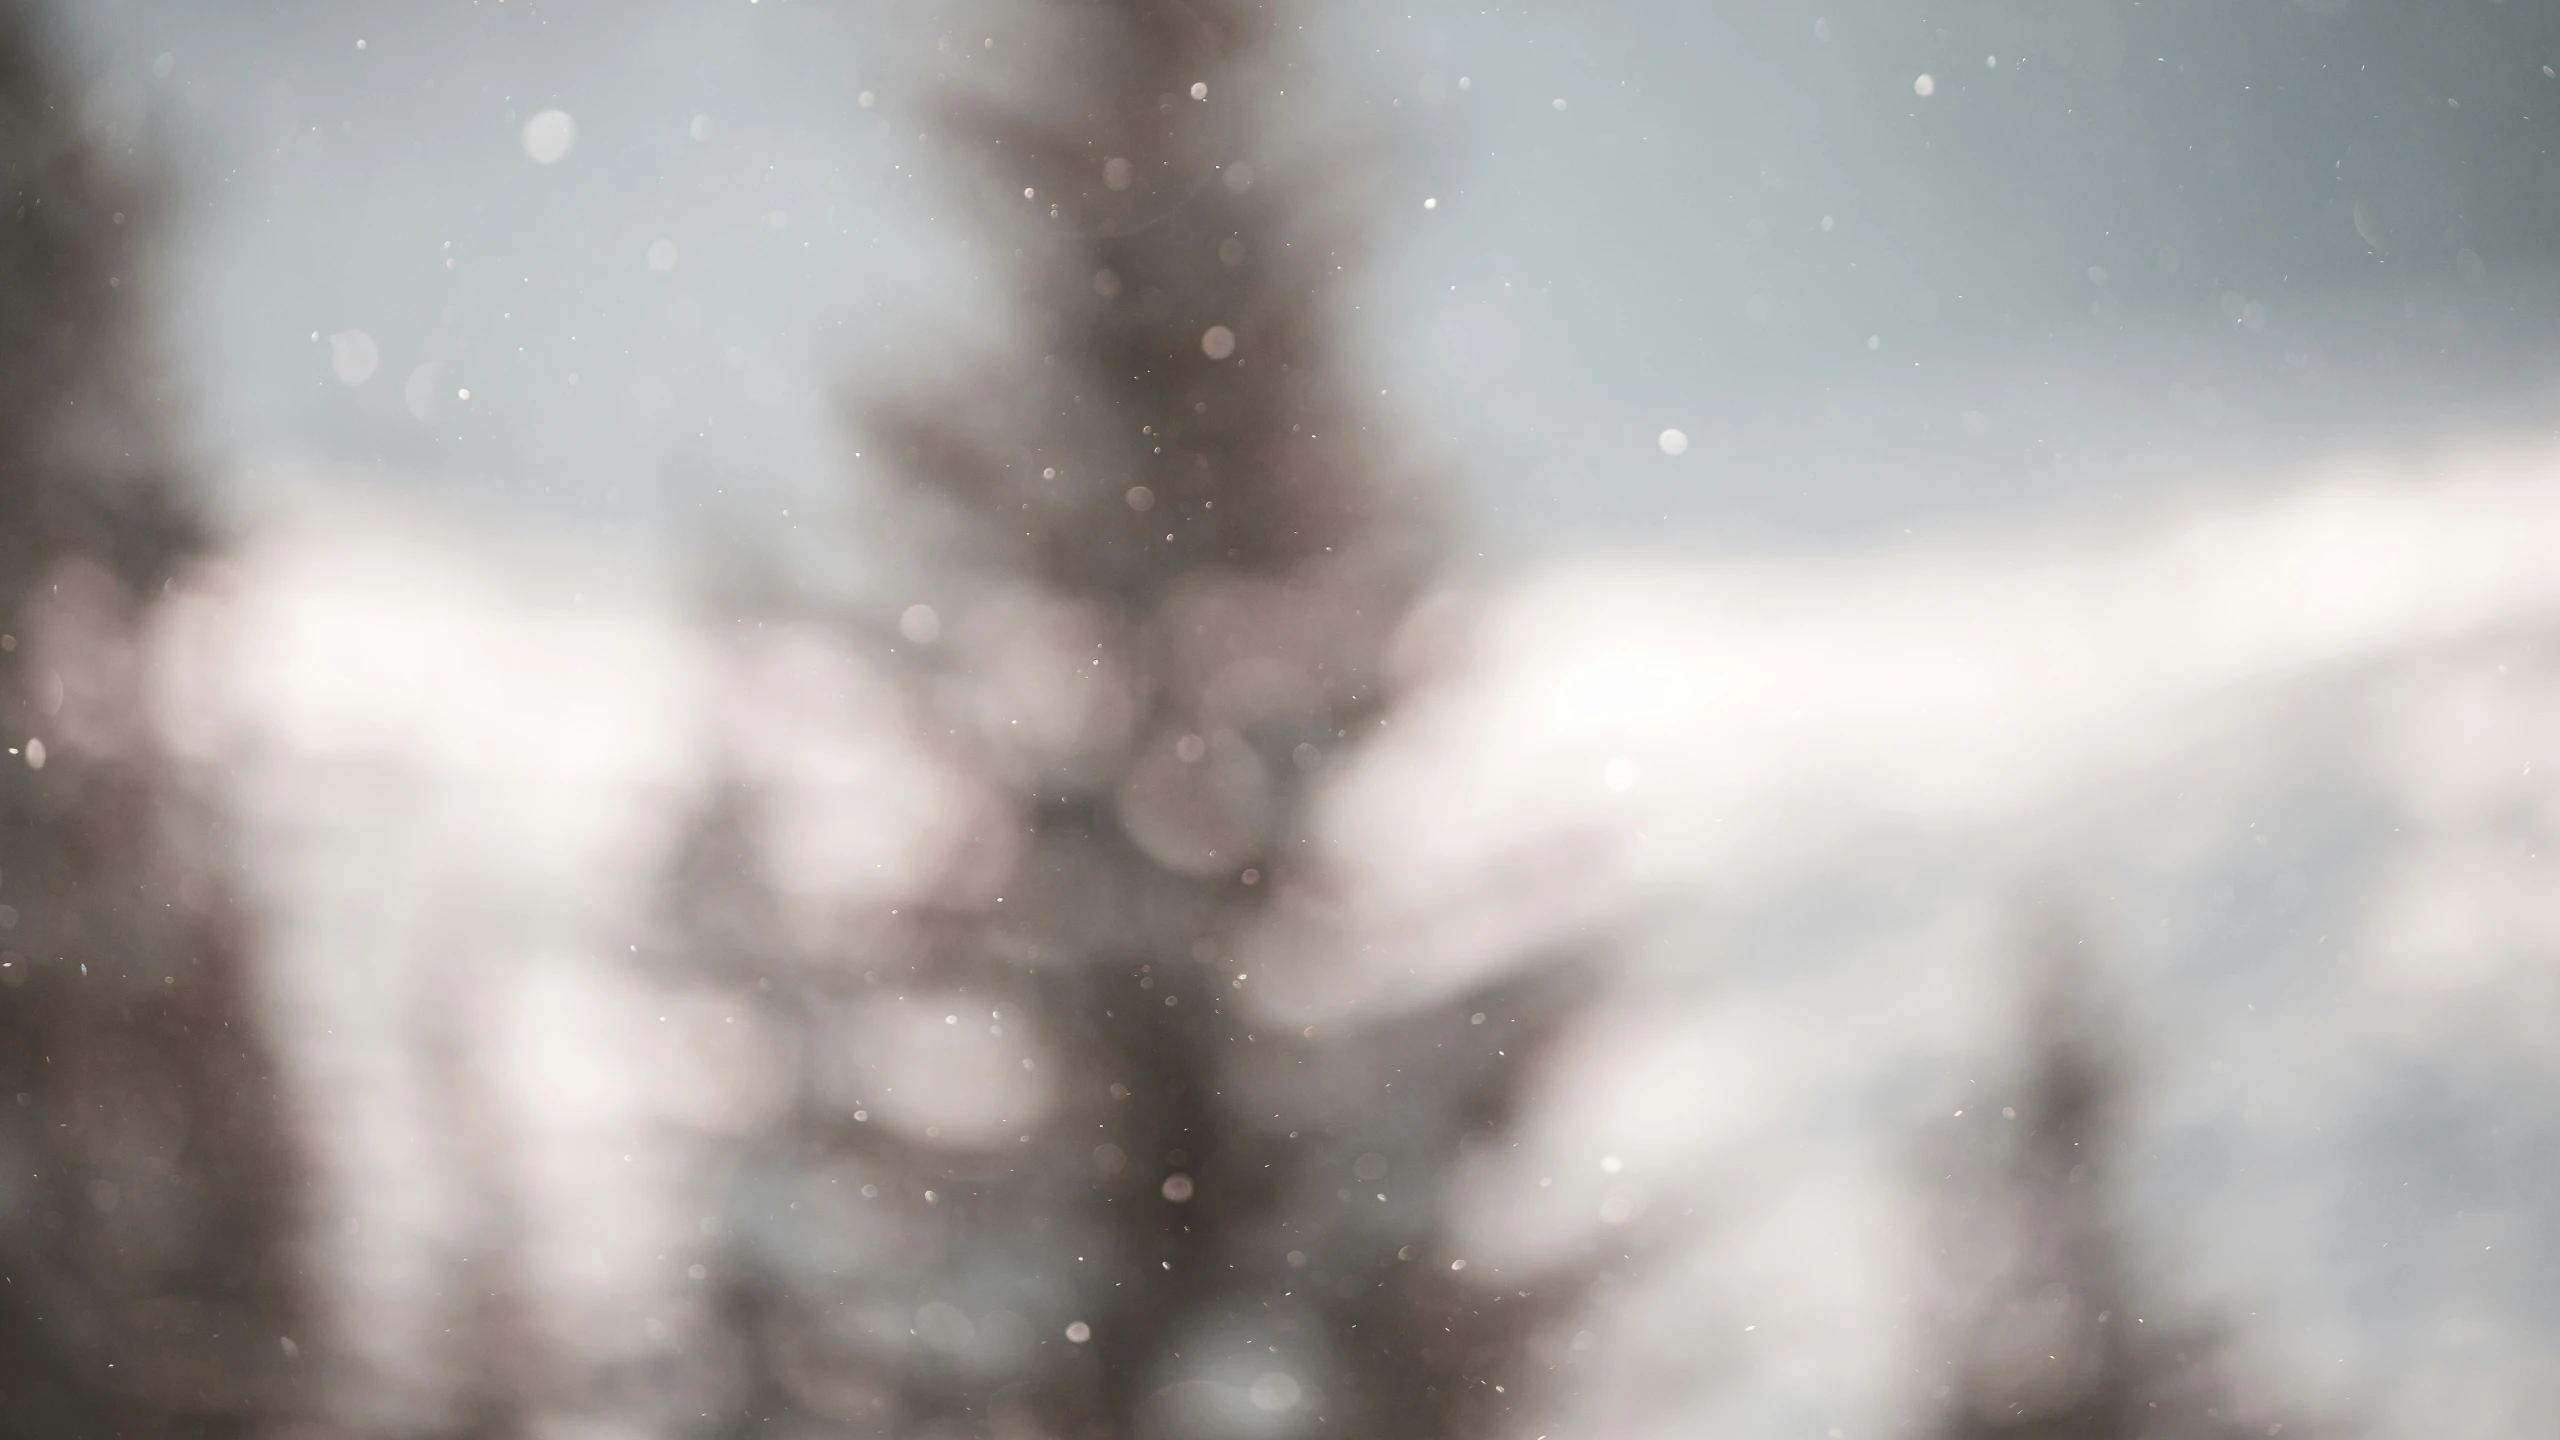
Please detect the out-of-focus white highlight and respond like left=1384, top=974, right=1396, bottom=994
left=822, top=994, right=1052, bottom=1147
left=1249, top=1372, right=1302, bottom=1410
left=1254, top=450, right=2560, bottom=1023
left=328, top=329, right=377, bottom=385
left=401, top=361, right=443, bottom=422
left=521, top=109, right=576, bottom=164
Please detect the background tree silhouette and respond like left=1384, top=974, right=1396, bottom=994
left=1927, top=924, right=2323, bottom=1440
left=642, top=2, right=1598, bottom=1438
left=0, top=2, right=307, bottom=1435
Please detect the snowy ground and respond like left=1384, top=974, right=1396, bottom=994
left=155, top=435, right=2560, bottom=1439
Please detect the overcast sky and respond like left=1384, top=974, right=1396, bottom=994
left=63, top=0, right=2560, bottom=576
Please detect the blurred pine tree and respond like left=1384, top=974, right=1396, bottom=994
left=647, top=4, right=1594, bottom=1439
left=0, top=3, right=308, bottom=1435
left=1929, top=935, right=2317, bottom=1440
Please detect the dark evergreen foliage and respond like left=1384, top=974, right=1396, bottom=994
left=648, top=4, right=1593, bottom=1438
left=0, top=4, right=307, bottom=1434
left=1931, top=941, right=2320, bottom=1440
